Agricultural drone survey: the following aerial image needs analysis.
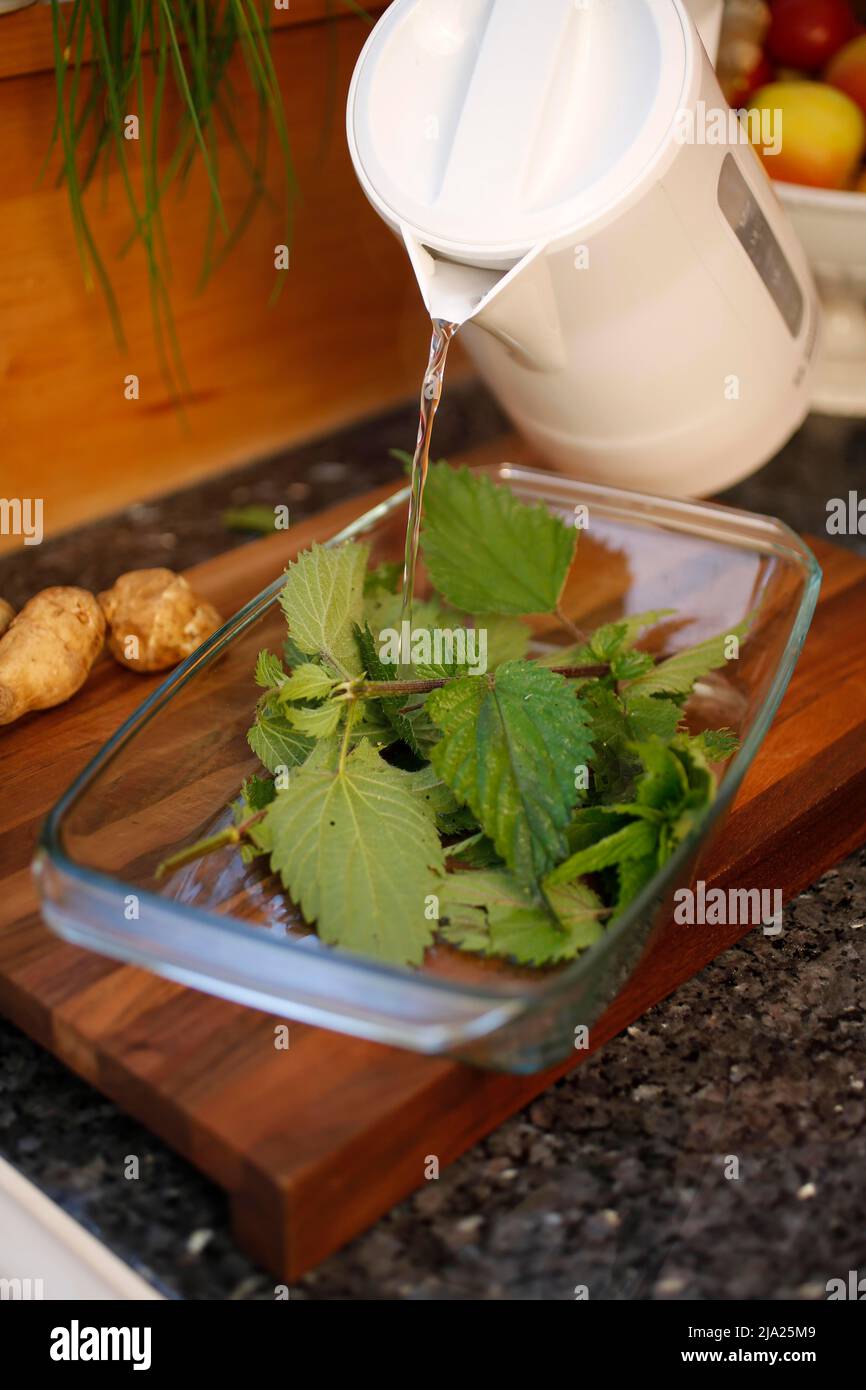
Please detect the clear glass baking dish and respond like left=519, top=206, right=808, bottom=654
left=33, top=466, right=821, bottom=1074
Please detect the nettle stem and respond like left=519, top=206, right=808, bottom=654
left=338, top=698, right=359, bottom=772
left=551, top=665, right=609, bottom=680
left=555, top=606, right=589, bottom=646
left=349, top=664, right=609, bottom=699
left=358, top=678, right=450, bottom=697
left=156, top=809, right=267, bottom=879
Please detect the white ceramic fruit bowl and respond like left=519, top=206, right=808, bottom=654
left=778, top=180, right=866, bottom=417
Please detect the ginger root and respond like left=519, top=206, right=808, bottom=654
left=0, top=599, right=14, bottom=638
left=98, top=568, right=222, bottom=672
left=0, top=587, right=105, bottom=725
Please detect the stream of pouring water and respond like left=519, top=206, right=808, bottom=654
left=400, top=317, right=458, bottom=627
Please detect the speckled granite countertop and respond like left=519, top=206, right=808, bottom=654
left=1, top=390, right=865, bottom=1301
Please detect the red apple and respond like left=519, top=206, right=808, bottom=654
left=825, top=33, right=866, bottom=115
left=767, top=0, right=859, bottom=69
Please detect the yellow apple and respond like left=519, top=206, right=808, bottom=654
left=749, top=79, right=866, bottom=187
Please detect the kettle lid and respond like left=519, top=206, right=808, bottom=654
left=347, top=0, right=691, bottom=261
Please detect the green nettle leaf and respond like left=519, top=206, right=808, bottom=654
left=547, top=737, right=719, bottom=905
left=223, top=504, right=283, bottom=536
left=240, top=774, right=276, bottom=812
left=387, top=699, right=438, bottom=759
left=610, top=648, right=654, bottom=681
left=355, top=619, right=386, bottom=676
left=575, top=685, right=682, bottom=801
left=283, top=633, right=311, bottom=669
left=566, top=805, right=631, bottom=852
left=399, top=764, right=467, bottom=827
left=410, top=652, right=470, bottom=682
left=265, top=740, right=445, bottom=966
left=587, top=610, right=675, bottom=659
left=438, top=868, right=606, bottom=965
left=346, top=704, right=399, bottom=749
left=278, top=663, right=338, bottom=703
left=683, top=727, right=739, bottom=762
left=622, top=693, right=683, bottom=742
left=428, top=660, right=593, bottom=887
left=583, top=623, right=630, bottom=664
left=626, top=621, right=749, bottom=698
left=279, top=542, right=369, bottom=677
left=576, top=685, right=634, bottom=797
left=284, top=700, right=343, bottom=739
left=545, top=819, right=658, bottom=888
left=545, top=881, right=608, bottom=945
left=420, top=465, right=577, bottom=615
left=254, top=650, right=286, bottom=690
left=247, top=706, right=314, bottom=774
left=362, top=590, right=445, bottom=643
left=363, top=609, right=510, bottom=683
left=670, top=736, right=716, bottom=807
left=614, top=854, right=659, bottom=914
left=632, top=739, right=689, bottom=811
left=389, top=447, right=414, bottom=472
left=363, top=560, right=403, bottom=596
left=447, top=832, right=501, bottom=868
left=540, top=609, right=676, bottom=668
left=478, top=613, right=531, bottom=670
left=437, top=807, right=479, bottom=835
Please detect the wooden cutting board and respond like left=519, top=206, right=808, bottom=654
left=2, top=451, right=866, bottom=1281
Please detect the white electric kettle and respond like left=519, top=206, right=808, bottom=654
left=346, top=0, right=820, bottom=496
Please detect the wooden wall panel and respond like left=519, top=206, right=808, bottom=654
left=0, top=3, right=463, bottom=556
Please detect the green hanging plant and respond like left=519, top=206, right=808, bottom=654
left=47, top=0, right=368, bottom=391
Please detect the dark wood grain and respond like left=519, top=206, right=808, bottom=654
left=1, top=462, right=865, bottom=1281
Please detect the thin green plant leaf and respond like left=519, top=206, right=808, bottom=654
left=207, top=92, right=272, bottom=280
left=39, top=0, right=84, bottom=186
left=87, top=2, right=160, bottom=292
left=50, top=1, right=125, bottom=346
left=50, top=0, right=297, bottom=374
left=159, top=0, right=228, bottom=233
left=145, top=1, right=173, bottom=277
left=318, top=0, right=341, bottom=161
left=232, top=0, right=296, bottom=304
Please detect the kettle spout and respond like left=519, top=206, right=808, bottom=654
left=400, top=226, right=566, bottom=373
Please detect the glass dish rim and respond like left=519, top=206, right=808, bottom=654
left=35, top=465, right=823, bottom=1012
